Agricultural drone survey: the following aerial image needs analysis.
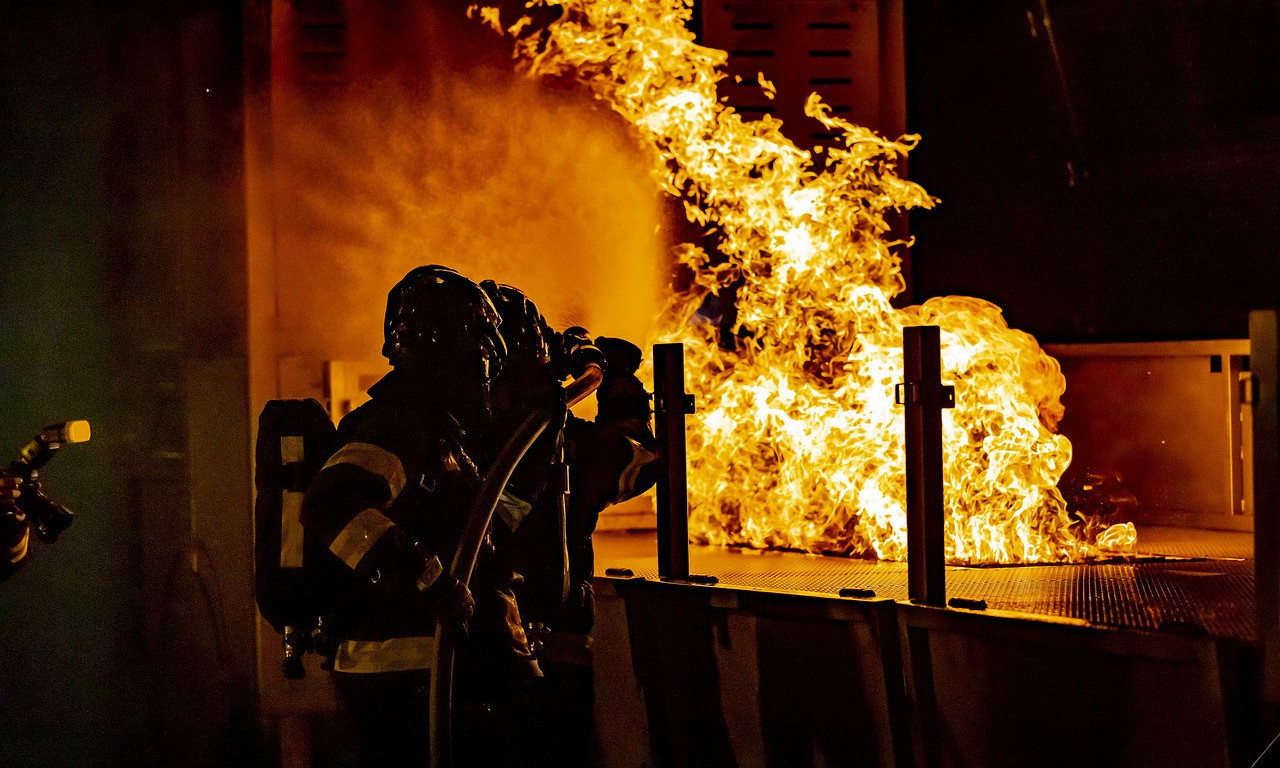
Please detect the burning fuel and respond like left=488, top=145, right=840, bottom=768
left=480, top=0, right=1132, bottom=563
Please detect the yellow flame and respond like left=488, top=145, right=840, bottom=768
left=1096, top=522, right=1137, bottom=555
left=495, top=0, right=1126, bottom=563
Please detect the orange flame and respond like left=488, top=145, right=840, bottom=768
left=485, top=0, right=1128, bottom=562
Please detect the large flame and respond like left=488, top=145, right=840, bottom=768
left=483, top=0, right=1124, bottom=563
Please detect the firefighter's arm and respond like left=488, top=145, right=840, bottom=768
left=1, top=473, right=27, bottom=578
left=300, top=410, right=474, bottom=630
left=594, top=336, right=660, bottom=502
left=594, top=337, right=648, bottom=422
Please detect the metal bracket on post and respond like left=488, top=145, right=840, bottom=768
left=900, top=326, right=953, bottom=607
left=654, top=343, right=696, bottom=581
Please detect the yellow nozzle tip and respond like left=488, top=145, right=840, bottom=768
left=65, top=420, right=91, bottom=443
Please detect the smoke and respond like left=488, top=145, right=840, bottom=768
left=270, top=67, right=666, bottom=364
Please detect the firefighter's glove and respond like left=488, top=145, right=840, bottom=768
left=417, top=558, right=476, bottom=636
left=594, top=336, right=652, bottom=423
left=556, top=326, right=607, bottom=380
left=595, top=336, right=642, bottom=378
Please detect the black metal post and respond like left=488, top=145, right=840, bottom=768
left=654, top=343, right=693, bottom=580
left=900, top=326, right=952, bottom=606
left=1250, top=311, right=1280, bottom=701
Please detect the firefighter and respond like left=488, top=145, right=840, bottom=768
left=480, top=282, right=660, bottom=768
left=2, top=422, right=86, bottom=581
left=525, top=334, right=659, bottom=768
left=301, top=265, right=545, bottom=767
left=1, top=472, right=25, bottom=579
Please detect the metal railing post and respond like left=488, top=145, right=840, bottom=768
left=899, top=326, right=953, bottom=607
left=654, top=343, right=694, bottom=580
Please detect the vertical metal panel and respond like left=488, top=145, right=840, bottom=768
left=654, top=343, right=692, bottom=580
left=1250, top=310, right=1280, bottom=700
left=1230, top=352, right=1251, bottom=516
left=591, top=581, right=654, bottom=768
left=899, top=623, right=942, bottom=768
left=897, top=605, right=1235, bottom=768
left=902, top=326, right=946, bottom=606
left=700, top=0, right=914, bottom=299
left=702, top=0, right=884, bottom=144
left=603, top=580, right=903, bottom=767
left=1047, top=340, right=1252, bottom=528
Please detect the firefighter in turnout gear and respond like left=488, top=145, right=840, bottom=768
left=301, top=265, right=536, bottom=767
left=480, top=282, right=661, bottom=768
left=521, top=334, right=660, bottom=768
left=3, top=421, right=90, bottom=582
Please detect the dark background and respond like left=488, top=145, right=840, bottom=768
left=1, top=0, right=1278, bottom=765
left=1, top=1, right=255, bottom=765
left=906, top=0, right=1280, bottom=342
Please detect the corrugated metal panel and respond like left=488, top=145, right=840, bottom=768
left=703, top=0, right=884, bottom=144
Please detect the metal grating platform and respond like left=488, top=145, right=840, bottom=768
left=595, top=526, right=1257, bottom=642
left=1135, top=525, right=1253, bottom=559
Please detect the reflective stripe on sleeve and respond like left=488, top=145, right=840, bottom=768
left=322, top=442, right=407, bottom=502
left=332, top=636, right=438, bottom=673
left=495, top=490, right=533, bottom=531
left=328, top=508, right=395, bottom=570
left=616, top=437, right=658, bottom=503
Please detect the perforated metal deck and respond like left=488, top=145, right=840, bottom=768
left=595, top=525, right=1256, bottom=642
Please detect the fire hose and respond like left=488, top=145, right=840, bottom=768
left=430, top=362, right=604, bottom=768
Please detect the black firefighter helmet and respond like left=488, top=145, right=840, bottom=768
left=382, top=265, right=508, bottom=388
left=479, top=280, right=553, bottom=370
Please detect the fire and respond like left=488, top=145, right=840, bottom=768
left=482, top=0, right=1129, bottom=563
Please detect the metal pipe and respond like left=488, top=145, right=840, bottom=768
left=654, top=343, right=694, bottom=580
left=900, top=326, right=952, bottom=607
